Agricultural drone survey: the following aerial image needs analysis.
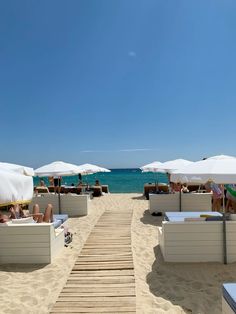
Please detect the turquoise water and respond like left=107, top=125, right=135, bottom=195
left=34, top=168, right=168, bottom=193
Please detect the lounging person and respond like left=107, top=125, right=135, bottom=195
left=2, top=203, right=54, bottom=223
left=225, top=185, right=236, bottom=213
left=31, top=203, right=54, bottom=223
left=211, top=183, right=223, bottom=211
left=95, top=179, right=100, bottom=186
left=181, top=184, right=189, bottom=193
left=40, top=179, right=46, bottom=187
left=0, top=213, right=10, bottom=223
left=8, top=204, right=26, bottom=219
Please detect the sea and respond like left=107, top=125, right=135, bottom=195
left=33, top=168, right=168, bottom=193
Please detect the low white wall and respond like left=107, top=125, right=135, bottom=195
left=149, top=192, right=212, bottom=214
left=0, top=223, right=64, bottom=264
left=158, top=221, right=236, bottom=263
left=149, top=193, right=179, bottom=214
left=29, top=194, right=89, bottom=216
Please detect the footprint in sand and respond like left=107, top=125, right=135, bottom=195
left=38, top=288, right=49, bottom=297
left=0, top=275, right=10, bottom=281
left=20, top=296, right=38, bottom=306
left=191, top=282, right=203, bottom=290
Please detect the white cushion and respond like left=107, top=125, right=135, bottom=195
left=12, top=217, right=35, bottom=224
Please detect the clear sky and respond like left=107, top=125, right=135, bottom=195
left=1, top=0, right=236, bottom=169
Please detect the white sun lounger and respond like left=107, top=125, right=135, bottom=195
left=0, top=222, right=64, bottom=264
left=158, top=212, right=236, bottom=263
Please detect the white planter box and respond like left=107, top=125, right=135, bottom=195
left=158, top=220, right=236, bottom=263
left=149, top=192, right=212, bottom=214
left=0, top=223, right=64, bottom=264
left=29, top=194, right=89, bottom=216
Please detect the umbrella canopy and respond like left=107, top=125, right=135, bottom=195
left=34, top=161, right=80, bottom=177
left=0, top=169, right=33, bottom=206
left=76, top=163, right=111, bottom=175
left=0, top=162, right=34, bottom=176
left=140, top=161, right=164, bottom=173
left=171, top=155, right=236, bottom=184
left=157, top=159, right=193, bottom=173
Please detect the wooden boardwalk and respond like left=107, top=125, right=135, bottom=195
left=51, top=210, right=136, bottom=313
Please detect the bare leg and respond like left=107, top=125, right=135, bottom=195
left=43, top=204, right=53, bottom=223
left=32, top=204, right=43, bottom=222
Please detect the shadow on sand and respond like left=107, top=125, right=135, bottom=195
left=0, top=264, right=47, bottom=273
left=146, top=245, right=194, bottom=313
left=146, top=243, right=227, bottom=313
left=131, top=195, right=147, bottom=200
left=140, top=209, right=163, bottom=227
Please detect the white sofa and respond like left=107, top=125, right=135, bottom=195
left=29, top=193, right=89, bottom=216
left=149, top=192, right=212, bottom=214
left=0, top=222, right=64, bottom=264
left=158, top=219, right=236, bottom=263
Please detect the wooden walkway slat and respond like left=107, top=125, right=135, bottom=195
left=51, top=210, right=136, bottom=313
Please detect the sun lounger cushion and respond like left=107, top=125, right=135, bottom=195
left=165, top=212, right=222, bottom=222
left=53, top=214, right=68, bottom=224
left=223, top=283, right=236, bottom=313
left=53, top=219, right=61, bottom=229
left=52, top=214, right=68, bottom=229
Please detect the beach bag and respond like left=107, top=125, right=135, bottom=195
left=65, top=231, right=73, bottom=246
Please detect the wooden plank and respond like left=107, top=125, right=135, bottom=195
left=67, top=277, right=134, bottom=284
left=54, top=300, right=136, bottom=307
left=73, top=265, right=134, bottom=270
left=51, top=307, right=136, bottom=313
left=61, top=289, right=135, bottom=295
left=70, top=269, right=134, bottom=276
left=58, top=296, right=135, bottom=302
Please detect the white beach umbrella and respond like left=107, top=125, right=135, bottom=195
left=0, top=162, right=34, bottom=176
left=171, top=155, right=236, bottom=184
left=76, top=163, right=111, bottom=175
left=34, top=161, right=80, bottom=177
left=140, top=161, right=164, bottom=173
left=35, top=161, right=81, bottom=213
left=157, top=159, right=193, bottom=174
left=0, top=169, right=33, bottom=207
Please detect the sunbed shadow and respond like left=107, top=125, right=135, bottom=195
left=146, top=245, right=226, bottom=313
left=0, top=264, right=47, bottom=272
left=131, top=195, right=146, bottom=200
left=140, top=209, right=163, bottom=226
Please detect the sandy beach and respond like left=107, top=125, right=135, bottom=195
left=0, top=193, right=235, bottom=314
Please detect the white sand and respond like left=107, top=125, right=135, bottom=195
left=0, top=193, right=235, bottom=313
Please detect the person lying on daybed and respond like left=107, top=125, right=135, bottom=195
left=0, top=203, right=53, bottom=223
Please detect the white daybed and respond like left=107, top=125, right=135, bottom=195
left=0, top=222, right=64, bottom=264
left=29, top=193, right=89, bottom=216
left=149, top=192, right=212, bottom=214
left=158, top=212, right=236, bottom=263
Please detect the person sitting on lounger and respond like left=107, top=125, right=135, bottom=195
left=8, top=204, right=26, bottom=219
left=0, top=213, right=10, bottom=223
left=95, top=179, right=100, bottom=186
left=3, top=203, right=54, bottom=223
left=31, top=203, right=54, bottom=223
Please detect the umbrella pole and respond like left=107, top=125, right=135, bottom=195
left=222, top=184, right=227, bottom=264
left=179, top=191, right=182, bottom=212
left=58, top=178, right=61, bottom=215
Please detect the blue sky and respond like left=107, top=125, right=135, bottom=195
left=1, top=0, right=236, bottom=168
